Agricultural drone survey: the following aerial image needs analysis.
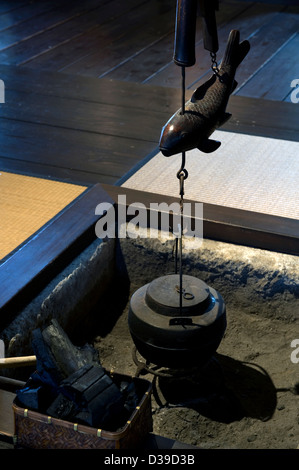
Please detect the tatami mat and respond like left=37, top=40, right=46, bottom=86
left=0, top=172, right=87, bottom=260
left=122, top=131, right=299, bottom=220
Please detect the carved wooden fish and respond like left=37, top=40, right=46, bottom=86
left=159, top=30, right=250, bottom=157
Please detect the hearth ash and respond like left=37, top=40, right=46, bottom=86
left=16, top=320, right=139, bottom=431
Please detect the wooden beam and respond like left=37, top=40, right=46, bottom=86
left=102, top=184, right=299, bottom=256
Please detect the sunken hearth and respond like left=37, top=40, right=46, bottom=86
left=1, top=231, right=298, bottom=449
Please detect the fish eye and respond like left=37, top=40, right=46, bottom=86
left=181, top=132, right=188, bottom=139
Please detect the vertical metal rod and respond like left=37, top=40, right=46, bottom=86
left=174, top=238, right=178, bottom=274
left=179, top=65, right=185, bottom=315
left=179, top=221, right=183, bottom=315
left=181, top=66, right=186, bottom=114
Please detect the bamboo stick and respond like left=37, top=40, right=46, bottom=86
left=0, top=356, right=36, bottom=369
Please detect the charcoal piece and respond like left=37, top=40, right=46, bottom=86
left=31, top=327, right=64, bottom=390
left=61, top=364, right=106, bottom=403
left=57, top=364, right=124, bottom=428
left=80, top=369, right=113, bottom=404
left=26, top=321, right=129, bottom=430
left=74, top=410, right=94, bottom=426
left=120, top=381, right=139, bottom=413
left=47, top=393, right=80, bottom=421
left=32, top=319, right=99, bottom=390
left=86, top=382, right=124, bottom=428
left=41, top=319, right=98, bottom=377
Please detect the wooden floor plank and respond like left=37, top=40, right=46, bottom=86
left=0, top=1, right=297, bottom=101
left=0, top=1, right=29, bottom=15
left=1, top=84, right=298, bottom=190
left=0, top=63, right=298, bottom=170
left=234, top=6, right=299, bottom=94
left=0, top=0, right=58, bottom=32
left=239, top=33, right=299, bottom=100
left=3, top=83, right=298, bottom=151
left=0, top=0, right=121, bottom=65
left=0, top=157, right=118, bottom=186
left=0, top=5, right=297, bottom=208
left=0, top=117, right=159, bottom=183
left=23, top=0, right=173, bottom=74
left=0, top=0, right=98, bottom=50
left=145, top=2, right=284, bottom=88
left=106, top=0, right=254, bottom=84
left=0, top=89, right=167, bottom=143
left=4, top=59, right=296, bottom=140
left=18, top=0, right=146, bottom=71
left=14, top=0, right=146, bottom=70
left=58, top=0, right=176, bottom=77
left=224, top=96, right=299, bottom=141
left=0, top=64, right=185, bottom=111
left=284, top=86, right=299, bottom=103
left=0, top=0, right=112, bottom=48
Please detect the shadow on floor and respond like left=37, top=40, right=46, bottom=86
left=154, top=353, right=277, bottom=423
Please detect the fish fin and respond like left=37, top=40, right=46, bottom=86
left=198, top=139, right=221, bottom=153
left=221, top=30, right=250, bottom=68
left=191, top=75, right=216, bottom=102
left=221, top=30, right=240, bottom=67
left=219, top=112, right=232, bottom=125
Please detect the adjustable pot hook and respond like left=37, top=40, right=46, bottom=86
left=172, top=0, right=219, bottom=314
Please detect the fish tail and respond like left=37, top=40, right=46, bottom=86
left=221, top=29, right=250, bottom=69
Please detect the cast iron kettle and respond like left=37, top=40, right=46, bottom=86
left=128, top=274, right=226, bottom=368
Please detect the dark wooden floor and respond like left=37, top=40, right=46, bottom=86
left=0, top=0, right=298, bottom=99
left=0, top=0, right=298, bottom=187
